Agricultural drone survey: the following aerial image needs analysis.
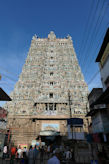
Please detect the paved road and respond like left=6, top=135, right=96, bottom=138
left=0, top=153, right=90, bottom=164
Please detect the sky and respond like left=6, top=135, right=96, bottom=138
left=0, top=0, right=109, bottom=106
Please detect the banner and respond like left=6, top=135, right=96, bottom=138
left=67, top=118, right=83, bottom=126
left=18, top=144, right=27, bottom=149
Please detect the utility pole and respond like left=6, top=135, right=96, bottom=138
left=68, top=90, right=72, bottom=118
left=68, top=90, right=76, bottom=161
left=68, top=90, right=74, bottom=140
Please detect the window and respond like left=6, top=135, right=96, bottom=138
left=54, top=104, right=56, bottom=110
left=51, top=50, right=53, bottom=53
left=49, top=93, right=53, bottom=98
left=49, top=104, right=53, bottom=110
left=50, top=64, right=53, bottom=67
left=50, top=72, right=53, bottom=76
left=46, top=104, right=47, bottom=110
left=51, top=57, right=53, bottom=59
left=22, top=110, right=26, bottom=113
left=50, top=82, right=53, bottom=85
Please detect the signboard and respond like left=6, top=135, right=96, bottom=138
left=67, top=124, right=85, bottom=140
left=18, top=144, right=27, bottom=149
left=67, top=118, right=83, bottom=126
left=42, top=123, right=59, bottom=132
left=68, top=131, right=85, bottom=140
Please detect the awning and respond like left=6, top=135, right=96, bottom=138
left=86, top=108, right=107, bottom=117
left=67, top=118, right=83, bottom=126
left=0, top=88, right=11, bottom=101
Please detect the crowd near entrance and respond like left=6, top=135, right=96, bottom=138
left=1, top=134, right=109, bottom=164
left=1, top=136, right=75, bottom=164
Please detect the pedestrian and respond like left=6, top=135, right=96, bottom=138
left=10, top=145, right=16, bottom=164
left=47, top=148, right=61, bottom=164
left=40, top=146, right=44, bottom=163
left=23, top=147, right=27, bottom=154
left=28, top=145, right=34, bottom=164
left=23, top=147, right=28, bottom=158
left=20, top=151, right=28, bottom=164
left=33, top=145, right=39, bottom=164
left=47, top=145, right=51, bottom=158
left=70, top=148, right=75, bottom=161
left=17, top=146, right=22, bottom=158
left=65, top=149, right=72, bottom=160
left=3, top=145, right=7, bottom=159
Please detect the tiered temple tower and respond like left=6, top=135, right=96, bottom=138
left=4, top=31, right=89, bottom=146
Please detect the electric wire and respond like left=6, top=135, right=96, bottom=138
left=0, top=66, right=18, bottom=77
left=0, top=81, right=14, bottom=89
left=79, top=0, right=100, bottom=65
left=82, top=0, right=109, bottom=73
left=84, top=29, right=107, bottom=78
left=78, top=0, right=95, bottom=62
left=87, top=69, right=100, bottom=85
left=84, top=21, right=109, bottom=77
left=81, top=0, right=106, bottom=69
left=0, top=72, right=17, bottom=82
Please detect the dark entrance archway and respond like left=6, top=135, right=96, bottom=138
left=41, top=135, right=62, bottom=145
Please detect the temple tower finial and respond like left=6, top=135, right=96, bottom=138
left=48, top=31, right=56, bottom=40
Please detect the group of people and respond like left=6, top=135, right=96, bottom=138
left=3, top=144, right=39, bottom=164
left=2, top=144, right=74, bottom=164
left=47, top=145, right=73, bottom=164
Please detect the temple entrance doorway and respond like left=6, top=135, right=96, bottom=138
left=40, top=135, right=62, bottom=146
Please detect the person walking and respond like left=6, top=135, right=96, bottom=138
left=33, top=145, right=39, bottom=164
left=17, top=146, right=22, bottom=159
left=47, top=148, right=61, bottom=164
left=3, top=145, right=7, bottom=159
left=28, top=146, right=34, bottom=164
left=20, top=151, right=28, bottom=164
left=65, top=149, right=72, bottom=160
left=10, top=145, right=16, bottom=164
left=40, top=146, right=44, bottom=163
left=47, top=145, right=51, bottom=158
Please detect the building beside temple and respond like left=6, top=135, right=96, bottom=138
left=86, top=28, right=109, bottom=154
left=4, top=31, right=89, bottom=146
left=0, top=87, right=11, bottom=157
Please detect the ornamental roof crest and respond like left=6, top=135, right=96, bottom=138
left=48, top=31, right=56, bottom=40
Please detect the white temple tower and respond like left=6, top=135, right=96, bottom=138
left=4, top=32, right=89, bottom=146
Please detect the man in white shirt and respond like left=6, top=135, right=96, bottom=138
left=17, top=146, right=22, bottom=158
left=47, top=148, right=61, bottom=164
left=65, top=150, right=72, bottom=160
left=3, top=145, right=7, bottom=158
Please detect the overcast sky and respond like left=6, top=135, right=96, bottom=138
left=0, top=0, right=109, bottom=106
